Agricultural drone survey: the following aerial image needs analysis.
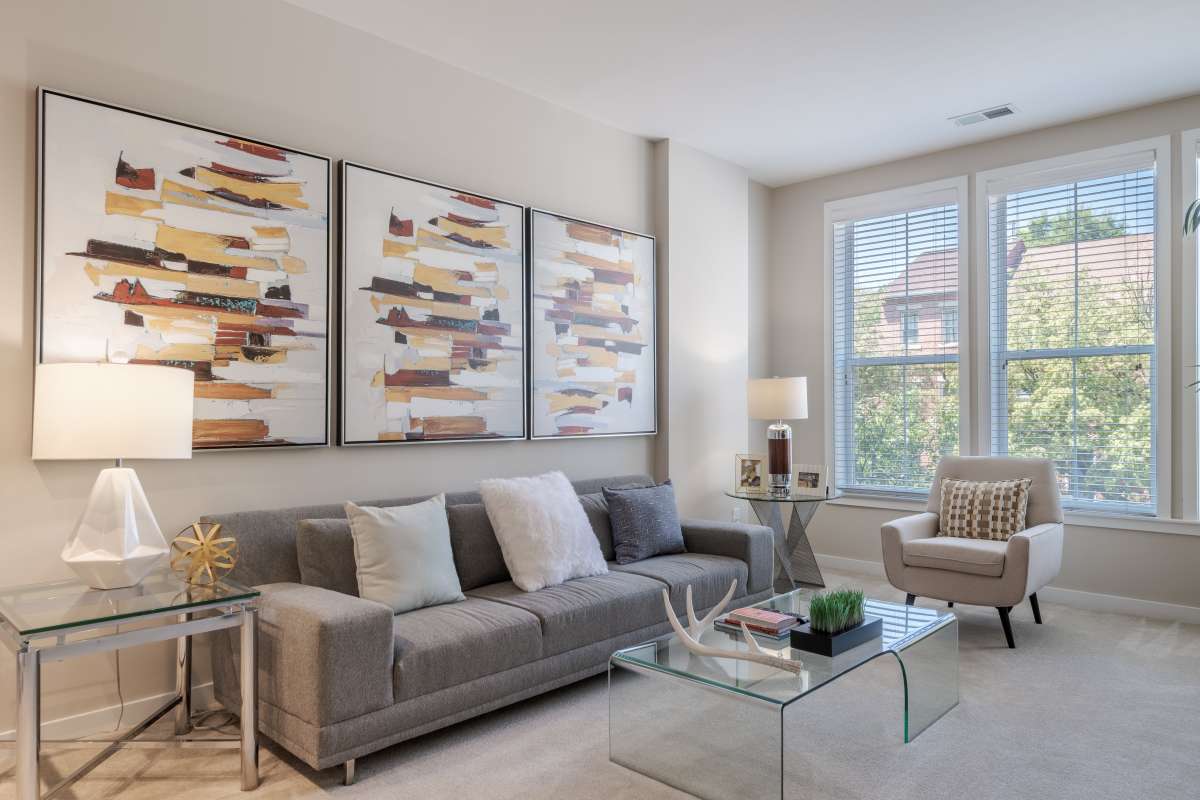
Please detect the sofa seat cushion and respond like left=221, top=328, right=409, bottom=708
left=391, top=597, right=542, bottom=702
left=903, top=536, right=1007, bottom=577
left=467, top=572, right=666, bottom=656
left=612, top=553, right=747, bottom=611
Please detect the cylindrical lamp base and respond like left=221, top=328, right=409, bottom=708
left=766, top=422, right=792, bottom=496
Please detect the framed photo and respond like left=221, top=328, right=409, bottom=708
left=793, top=464, right=828, bottom=496
left=340, top=162, right=526, bottom=444
left=528, top=209, right=656, bottom=438
left=734, top=453, right=768, bottom=495
left=37, top=88, right=332, bottom=450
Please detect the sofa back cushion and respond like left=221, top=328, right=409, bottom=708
left=202, top=474, right=653, bottom=590
left=297, top=518, right=359, bottom=596
left=446, top=503, right=511, bottom=591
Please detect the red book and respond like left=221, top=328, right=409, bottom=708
left=727, top=607, right=797, bottom=632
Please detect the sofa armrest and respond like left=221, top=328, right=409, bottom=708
left=1006, top=522, right=1064, bottom=597
left=881, top=512, right=939, bottom=586
left=681, top=519, right=774, bottom=594
left=253, top=583, right=395, bottom=726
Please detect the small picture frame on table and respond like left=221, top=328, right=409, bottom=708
left=793, top=464, right=828, bottom=496
left=734, top=454, right=768, bottom=495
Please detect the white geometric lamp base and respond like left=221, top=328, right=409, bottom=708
left=62, top=467, right=169, bottom=589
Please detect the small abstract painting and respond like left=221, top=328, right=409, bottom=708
left=341, top=163, right=526, bottom=444
left=529, top=210, right=656, bottom=438
left=37, top=89, right=331, bottom=449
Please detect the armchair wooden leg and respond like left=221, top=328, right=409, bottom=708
left=905, top=593, right=916, bottom=606
left=997, top=606, right=1015, bottom=648
left=1029, top=593, right=1042, bottom=624
left=344, top=759, right=356, bottom=786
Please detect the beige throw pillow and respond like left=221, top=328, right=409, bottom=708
left=938, top=478, right=1032, bottom=541
left=345, top=495, right=465, bottom=613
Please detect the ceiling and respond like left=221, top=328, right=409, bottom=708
left=287, top=0, right=1200, bottom=186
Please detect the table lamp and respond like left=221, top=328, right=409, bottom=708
left=32, top=363, right=195, bottom=589
left=748, top=377, right=808, bottom=496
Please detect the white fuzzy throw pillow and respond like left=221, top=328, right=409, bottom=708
left=480, top=471, right=608, bottom=592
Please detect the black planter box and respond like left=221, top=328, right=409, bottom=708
left=789, top=615, right=883, bottom=656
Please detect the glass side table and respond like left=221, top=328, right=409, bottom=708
left=725, top=489, right=842, bottom=592
left=0, top=569, right=260, bottom=799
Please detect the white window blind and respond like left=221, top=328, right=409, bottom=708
left=987, top=159, right=1157, bottom=513
left=833, top=202, right=960, bottom=494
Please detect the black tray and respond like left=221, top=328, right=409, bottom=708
left=789, top=615, right=883, bottom=656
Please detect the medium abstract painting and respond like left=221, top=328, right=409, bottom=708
left=341, top=163, right=526, bottom=444
left=38, top=89, right=331, bottom=449
left=529, top=210, right=656, bottom=438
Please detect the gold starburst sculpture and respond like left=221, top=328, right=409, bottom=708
left=170, top=522, right=238, bottom=585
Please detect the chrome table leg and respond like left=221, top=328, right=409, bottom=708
left=16, top=644, right=41, bottom=800
left=240, top=608, right=259, bottom=791
left=175, top=613, right=192, bottom=735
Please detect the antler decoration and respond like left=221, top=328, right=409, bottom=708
left=662, top=579, right=804, bottom=675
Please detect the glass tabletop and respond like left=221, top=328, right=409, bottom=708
left=725, top=489, right=843, bottom=502
left=0, top=569, right=258, bottom=637
left=612, top=589, right=952, bottom=705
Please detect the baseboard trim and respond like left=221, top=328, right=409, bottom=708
left=815, top=554, right=1200, bottom=624
left=0, top=682, right=215, bottom=741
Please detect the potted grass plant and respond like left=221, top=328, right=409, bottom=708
left=790, top=587, right=882, bottom=656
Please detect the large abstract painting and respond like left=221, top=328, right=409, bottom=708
left=37, top=89, right=331, bottom=449
left=529, top=210, right=656, bottom=438
left=341, top=162, right=526, bottom=444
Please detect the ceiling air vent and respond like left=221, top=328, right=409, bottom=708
left=950, top=104, right=1017, bottom=127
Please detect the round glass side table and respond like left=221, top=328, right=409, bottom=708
left=724, top=489, right=842, bottom=593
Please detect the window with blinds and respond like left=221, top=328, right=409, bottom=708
left=832, top=201, right=960, bottom=494
left=987, top=160, right=1157, bottom=513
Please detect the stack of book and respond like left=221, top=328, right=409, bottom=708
left=715, top=607, right=802, bottom=639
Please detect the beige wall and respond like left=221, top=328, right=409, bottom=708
left=0, top=0, right=661, bottom=730
left=769, top=95, right=1200, bottom=607
left=656, top=140, right=751, bottom=519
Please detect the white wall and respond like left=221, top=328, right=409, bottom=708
left=656, top=140, right=751, bottom=519
left=769, top=94, right=1200, bottom=608
left=0, top=0, right=660, bottom=731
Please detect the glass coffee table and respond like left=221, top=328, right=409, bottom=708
left=609, top=589, right=958, bottom=800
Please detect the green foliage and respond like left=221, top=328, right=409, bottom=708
left=1017, top=209, right=1126, bottom=247
left=847, top=237, right=1154, bottom=507
left=808, top=587, right=865, bottom=634
left=1185, top=199, right=1200, bottom=237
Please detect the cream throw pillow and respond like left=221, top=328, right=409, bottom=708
left=938, top=478, right=1032, bottom=541
left=345, top=495, right=465, bottom=613
left=480, top=471, right=608, bottom=592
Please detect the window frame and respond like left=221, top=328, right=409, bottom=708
left=1182, top=128, right=1200, bottom=521
left=973, top=137, right=1173, bottom=518
left=823, top=176, right=970, bottom=498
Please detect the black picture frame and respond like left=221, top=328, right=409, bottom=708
left=339, top=161, right=529, bottom=445
left=36, top=87, right=333, bottom=451
left=527, top=208, right=657, bottom=440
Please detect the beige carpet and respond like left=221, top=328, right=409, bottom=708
left=4, top=568, right=1198, bottom=800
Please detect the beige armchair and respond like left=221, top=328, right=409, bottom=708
left=881, top=456, right=1064, bottom=648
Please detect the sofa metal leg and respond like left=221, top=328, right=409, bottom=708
left=1029, top=593, right=1042, bottom=624
left=997, top=607, right=1015, bottom=648
left=343, top=759, right=356, bottom=786
left=905, top=593, right=916, bottom=606
left=947, top=601, right=954, bottom=608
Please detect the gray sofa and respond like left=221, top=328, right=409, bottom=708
left=206, top=474, right=774, bottom=780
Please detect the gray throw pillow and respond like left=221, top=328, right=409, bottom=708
left=603, top=481, right=685, bottom=565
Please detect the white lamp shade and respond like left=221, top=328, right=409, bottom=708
left=33, top=363, right=195, bottom=460
left=748, top=377, right=808, bottom=420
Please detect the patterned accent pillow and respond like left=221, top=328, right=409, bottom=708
left=938, top=478, right=1033, bottom=541
left=603, top=481, right=685, bottom=565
